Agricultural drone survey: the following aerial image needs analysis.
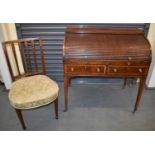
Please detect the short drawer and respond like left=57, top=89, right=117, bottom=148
left=107, top=60, right=150, bottom=66
left=123, top=60, right=150, bottom=66
left=108, top=66, right=148, bottom=75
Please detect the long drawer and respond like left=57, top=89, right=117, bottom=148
left=65, top=65, right=106, bottom=74
left=107, top=66, right=148, bottom=76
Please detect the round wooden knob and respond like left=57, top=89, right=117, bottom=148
left=127, top=62, right=131, bottom=65
left=71, top=67, right=74, bottom=72
left=128, top=57, right=132, bottom=60
left=139, top=68, right=143, bottom=73
left=113, top=68, right=117, bottom=73
left=97, top=68, right=100, bottom=72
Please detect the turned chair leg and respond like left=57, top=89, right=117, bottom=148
left=54, top=97, right=58, bottom=119
left=15, top=109, right=26, bottom=130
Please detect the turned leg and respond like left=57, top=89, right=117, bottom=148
left=133, top=77, right=146, bottom=113
left=54, top=97, right=58, bottom=119
left=15, top=109, right=26, bottom=130
left=123, top=77, right=127, bottom=88
left=64, top=75, right=70, bottom=112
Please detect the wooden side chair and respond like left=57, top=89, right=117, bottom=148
left=2, top=38, right=59, bottom=130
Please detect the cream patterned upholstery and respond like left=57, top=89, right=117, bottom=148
left=9, top=75, right=59, bottom=109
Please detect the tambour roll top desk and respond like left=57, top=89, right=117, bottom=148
left=62, top=27, right=151, bottom=112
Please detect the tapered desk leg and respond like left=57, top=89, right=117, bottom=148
left=64, top=75, right=69, bottom=112
left=133, top=77, right=146, bottom=113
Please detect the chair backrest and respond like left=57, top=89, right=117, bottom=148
left=2, top=38, right=46, bottom=81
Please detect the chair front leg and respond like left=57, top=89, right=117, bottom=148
left=15, top=109, right=26, bottom=130
left=54, top=97, right=58, bottom=119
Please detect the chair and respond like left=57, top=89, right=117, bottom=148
left=2, top=38, right=59, bottom=130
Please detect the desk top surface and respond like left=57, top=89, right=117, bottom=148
left=63, top=27, right=151, bottom=60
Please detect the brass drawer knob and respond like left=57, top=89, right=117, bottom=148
left=97, top=68, right=100, bottom=72
left=128, top=57, right=132, bottom=60
left=113, top=68, right=117, bottom=73
left=127, top=62, right=131, bottom=65
left=139, top=68, right=143, bottom=73
left=71, top=67, right=74, bottom=72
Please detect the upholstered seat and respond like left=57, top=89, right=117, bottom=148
left=9, top=75, right=59, bottom=109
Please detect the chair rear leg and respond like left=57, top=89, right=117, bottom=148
left=54, top=97, right=58, bottom=119
left=15, top=109, right=26, bottom=130
left=123, top=77, right=127, bottom=88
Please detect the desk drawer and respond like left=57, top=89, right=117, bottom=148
left=108, top=66, right=148, bottom=75
left=65, top=65, right=106, bottom=74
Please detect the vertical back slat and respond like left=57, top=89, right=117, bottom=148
left=38, top=39, right=46, bottom=74
left=18, top=42, right=26, bottom=72
left=2, top=43, right=14, bottom=81
left=24, top=41, right=32, bottom=71
left=31, top=40, right=38, bottom=71
left=11, top=42, right=20, bottom=75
